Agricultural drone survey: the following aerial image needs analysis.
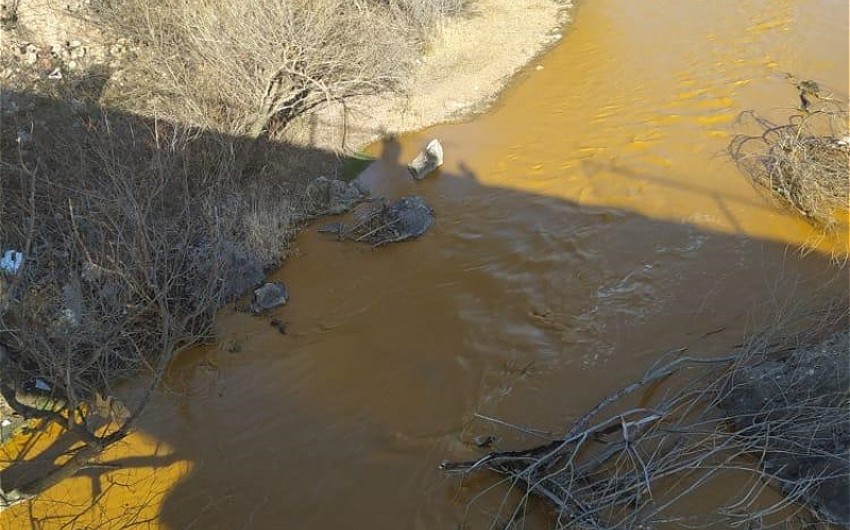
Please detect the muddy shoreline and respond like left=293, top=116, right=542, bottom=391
left=299, top=0, right=575, bottom=152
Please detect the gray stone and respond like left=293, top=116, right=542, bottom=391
left=250, top=282, right=288, bottom=313
left=321, top=195, right=434, bottom=246
left=385, top=196, right=434, bottom=239
left=301, top=176, right=368, bottom=218
left=721, top=332, right=850, bottom=527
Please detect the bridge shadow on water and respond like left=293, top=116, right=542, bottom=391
left=1, top=89, right=847, bottom=529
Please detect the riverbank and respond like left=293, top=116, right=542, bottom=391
left=302, top=0, right=574, bottom=151
left=0, top=0, right=575, bottom=484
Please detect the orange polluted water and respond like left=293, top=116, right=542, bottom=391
left=4, top=0, right=849, bottom=528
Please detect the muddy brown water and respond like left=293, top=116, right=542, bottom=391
left=4, top=0, right=849, bottom=528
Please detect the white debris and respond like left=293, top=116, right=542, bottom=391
left=1, top=419, right=11, bottom=427
left=0, top=250, right=23, bottom=274
left=34, top=379, right=51, bottom=392
left=48, top=67, right=63, bottom=80
left=408, top=139, right=444, bottom=180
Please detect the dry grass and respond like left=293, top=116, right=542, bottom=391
left=730, top=94, right=849, bottom=232
left=444, top=304, right=849, bottom=529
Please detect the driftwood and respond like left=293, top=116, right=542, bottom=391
left=443, top=323, right=850, bottom=529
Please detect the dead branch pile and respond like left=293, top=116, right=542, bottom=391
left=443, top=309, right=849, bottom=529
left=730, top=92, right=849, bottom=231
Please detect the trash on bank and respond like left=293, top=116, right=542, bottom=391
left=0, top=250, right=23, bottom=274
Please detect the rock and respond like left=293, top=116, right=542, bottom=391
left=270, top=318, right=287, bottom=334
left=473, top=435, right=496, bottom=448
left=322, top=195, right=435, bottom=246
left=721, top=332, right=850, bottom=527
left=300, top=176, right=369, bottom=218
left=408, top=139, right=443, bottom=180
left=384, top=196, right=434, bottom=239
left=250, top=282, right=288, bottom=313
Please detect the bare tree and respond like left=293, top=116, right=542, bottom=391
left=100, top=0, right=422, bottom=139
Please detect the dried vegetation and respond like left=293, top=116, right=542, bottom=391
left=730, top=83, right=849, bottom=234
left=444, top=304, right=849, bottom=529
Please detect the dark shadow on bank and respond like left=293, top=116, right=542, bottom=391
left=0, top=90, right=847, bottom=529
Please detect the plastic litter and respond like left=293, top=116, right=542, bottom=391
left=408, top=139, right=443, bottom=180
left=0, top=249, right=23, bottom=274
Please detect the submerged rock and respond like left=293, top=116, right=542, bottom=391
left=320, top=195, right=435, bottom=246
left=250, top=282, right=288, bottom=313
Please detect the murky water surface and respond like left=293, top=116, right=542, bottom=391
left=5, top=0, right=848, bottom=527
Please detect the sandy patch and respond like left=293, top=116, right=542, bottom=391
left=304, top=0, right=573, bottom=151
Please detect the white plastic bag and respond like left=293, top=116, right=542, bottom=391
left=0, top=250, right=24, bottom=274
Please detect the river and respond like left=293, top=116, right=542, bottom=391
left=4, top=0, right=848, bottom=528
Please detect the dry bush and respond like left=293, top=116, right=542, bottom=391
left=382, top=0, right=468, bottom=31
left=730, top=95, right=849, bottom=232
left=444, top=304, right=850, bottom=529
left=0, top=97, right=297, bottom=506
left=97, top=0, right=427, bottom=139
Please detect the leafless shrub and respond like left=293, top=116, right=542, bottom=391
left=98, top=0, right=426, bottom=139
left=443, top=304, right=849, bottom=529
left=0, top=99, right=295, bottom=507
left=730, top=92, right=849, bottom=233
